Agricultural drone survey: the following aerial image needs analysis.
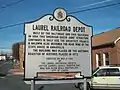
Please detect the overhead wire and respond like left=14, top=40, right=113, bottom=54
left=0, top=22, right=23, bottom=30
left=0, top=1, right=119, bottom=30
left=69, top=2, right=120, bottom=14
left=68, top=0, right=114, bottom=11
left=0, top=0, right=25, bottom=12
left=0, top=0, right=119, bottom=49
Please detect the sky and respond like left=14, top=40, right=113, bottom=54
left=0, top=0, right=120, bottom=52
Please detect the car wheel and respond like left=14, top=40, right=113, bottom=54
left=77, top=82, right=91, bottom=90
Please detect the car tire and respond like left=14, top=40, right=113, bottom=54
left=76, top=82, right=91, bottom=90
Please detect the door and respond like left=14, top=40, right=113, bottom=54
left=106, top=68, right=120, bottom=89
left=91, top=69, right=108, bottom=89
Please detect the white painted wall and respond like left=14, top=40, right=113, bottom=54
left=96, top=54, right=99, bottom=67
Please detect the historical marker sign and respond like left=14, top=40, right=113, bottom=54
left=24, top=8, right=92, bottom=79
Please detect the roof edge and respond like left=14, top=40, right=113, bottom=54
left=92, top=42, right=114, bottom=48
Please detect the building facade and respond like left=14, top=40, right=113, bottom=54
left=12, top=42, right=24, bottom=70
left=92, top=28, right=120, bottom=70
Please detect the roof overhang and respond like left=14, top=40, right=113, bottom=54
left=92, top=42, right=114, bottom=48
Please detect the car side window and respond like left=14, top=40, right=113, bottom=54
left=108, top=68, right=120, bottom=76
left=94, top=69, right=108, bottom=77
left=94, top=68, right=120, bottom=77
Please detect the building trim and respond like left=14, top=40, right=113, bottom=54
left=114, top=37, right=120, bottom=44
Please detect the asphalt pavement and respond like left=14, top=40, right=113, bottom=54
left=0, top=60, right=110, bottom=90
left=0, top=75, right=79, bottom=90
left=0, top=60, right=79, bottom=90
left=0, top=60, right=13, bottom=74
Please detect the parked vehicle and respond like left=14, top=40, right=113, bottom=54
left=75, top=65, right=120, bottom=90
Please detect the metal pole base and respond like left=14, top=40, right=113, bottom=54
left=31, top=80, right=35, bottom=90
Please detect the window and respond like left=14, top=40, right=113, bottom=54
left=94, top=69, right=108, bottom=76
left=98, top=54, right=102, bottom=66
left=94, top=68, right=120, bottom=77
left=105, top=53, right=109, bottom=65
left=108, top=68, right=120, bottom=76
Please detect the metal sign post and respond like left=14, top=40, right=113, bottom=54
left=31, top=80, right=35, bottom=90
left=84, top=78, right=87, bottom=90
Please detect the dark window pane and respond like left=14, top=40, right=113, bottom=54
left=98, top=53, right=101, bottom=60
left=104, top=52, right=110, bottom=65
left=96, top=69, right=108, bottom=76
left=97, top=53, right=102, bottom=66
left=106, top=61, right=109, bottom=65
left=105, top=53, right=109, bottom=58
left=109, top=68, right=119, bottom=72
left=108, top=68, right=120, bottom=76
left=98, top=61, right=101, bottom=66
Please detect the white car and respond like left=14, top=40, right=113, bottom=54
left=75, top=65, right=120, bottom=90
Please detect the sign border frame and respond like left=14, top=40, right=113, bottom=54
left=23, top=7, right=93, bottom=81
